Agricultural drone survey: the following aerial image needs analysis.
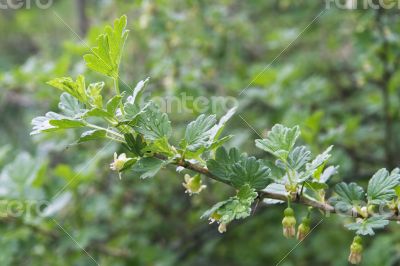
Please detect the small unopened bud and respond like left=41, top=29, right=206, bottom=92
left=348, top=236, right=363, bottom=265
left=182, top=174, right=206, bottom=195
left=296, top=217, right=311, bottom=241
left=282, top=207, right=296, bottom=238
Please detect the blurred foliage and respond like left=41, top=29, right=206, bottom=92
left=1, top=0, right=400, bottom=265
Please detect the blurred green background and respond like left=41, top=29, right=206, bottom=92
left=1, top=0, right=400, bottom=265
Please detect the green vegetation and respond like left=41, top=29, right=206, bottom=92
left=2, top=1, right=400, bottom=265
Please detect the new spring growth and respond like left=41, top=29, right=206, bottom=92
left=282, top=207, right=296, bottom=238
left=182, top=174, right=207, bottom=195
left=348, top=236, right=363, bottom=265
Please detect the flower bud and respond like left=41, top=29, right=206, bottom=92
left=182, top=174, right=207, bottom=195
left=296, top=217, right=311, bottom=241
left=282, top=207, right=296, bottom=238
left=348, top=236, right=363, bottom=265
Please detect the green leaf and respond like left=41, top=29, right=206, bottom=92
left=183, top=114, right=217, bottom=152
left=304, top=181, right=328, bottom=190
left=31, top=112, right=86, bottom=135
left=119, top=158, right=137, bottom=172
left=78, top=130, right=106, bottom=143
left=84, top=108, right=114, bottom=120
left=207, top=135, right=233, bottom=151
left=367, top=168, right=400, bottom=204
left=106, top=94, right=123, bottom=115
left=255, top=124, right=300, bottom=160
left=209, top=107, right=237, bottom=141
left=230, top=157, right=271, bottom=190
left=132, top=157, right=166, bottom=179
left=31, top=113, right=59, bottom=135
left=345, top=217, right=389, bottom=236
left=237, top=184, right=258, bottom=204
left=207, top=147, right=244, bottom=183
left=49, top=119, right=86, bottom=129
left=87, top=82, right=104, bottom=108
left=84, top=15, right=129, bottom=78
left=201, top=185, right=258, bottom=224
left=123, top=102, right=142, bottom=122
left=124, top=133, right=146, bottom=157
left=287, top=146, right=311, bottom=171
left=319, top=165, right=338, bottom=183
left=127, top=77, right=150, bottom=105
left=200, top=199, right=231, bottom=220
left=122, top=80, right=150, bottom=123
left=307, top=146, right=333, bottom=173
left=332, top=182, right=365, bottom=207
left=141, top=137, right=174, bottom=157
left=31, top=93, right=87, bottom=135
left=47, top=75, right=87, bottom=104
left=297, top=145, right=333, bottom=182
left=134, top=102, right=172, bottom=141
left=58, top=93, right=86, bottom=118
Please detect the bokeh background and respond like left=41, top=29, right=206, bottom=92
left=1, top=0, right=400, bottom=265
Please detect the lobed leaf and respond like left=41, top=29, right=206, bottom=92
left=58, top=93, right=86, bottom=118
left=297, top=145, right=333, bottom=182
left=78, top=130, right=106, bottom=143
left=332, top=182, right=365, bottom=207
left=208, top=107, right=237, bottom=142
left=230, top=157, right=271, bottom=190
left=287, top=145, right=311, bottom=171
left=367, top=168, right=400, bottom=204
left=84, top=15, right=129, bottom=78
left=86, top=82, right=104, bottom=108
left=345, top=217, right=389, bottom=236
left=31, top=112, right=86, bottom=135
left=207, top=147, right=245, bottom=183
left=127, top=77, right=150, bottom=105
left=47, top=75, right=87, bottom=104
left=255, top=124, right=300, bottom=160
left=183, top=114, right=217, bottom=152
left=201, top=184, right=258, bottom=224
left=134, top=102, right=172, bottom=141
left=132, top=157, right=166, bottom=179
